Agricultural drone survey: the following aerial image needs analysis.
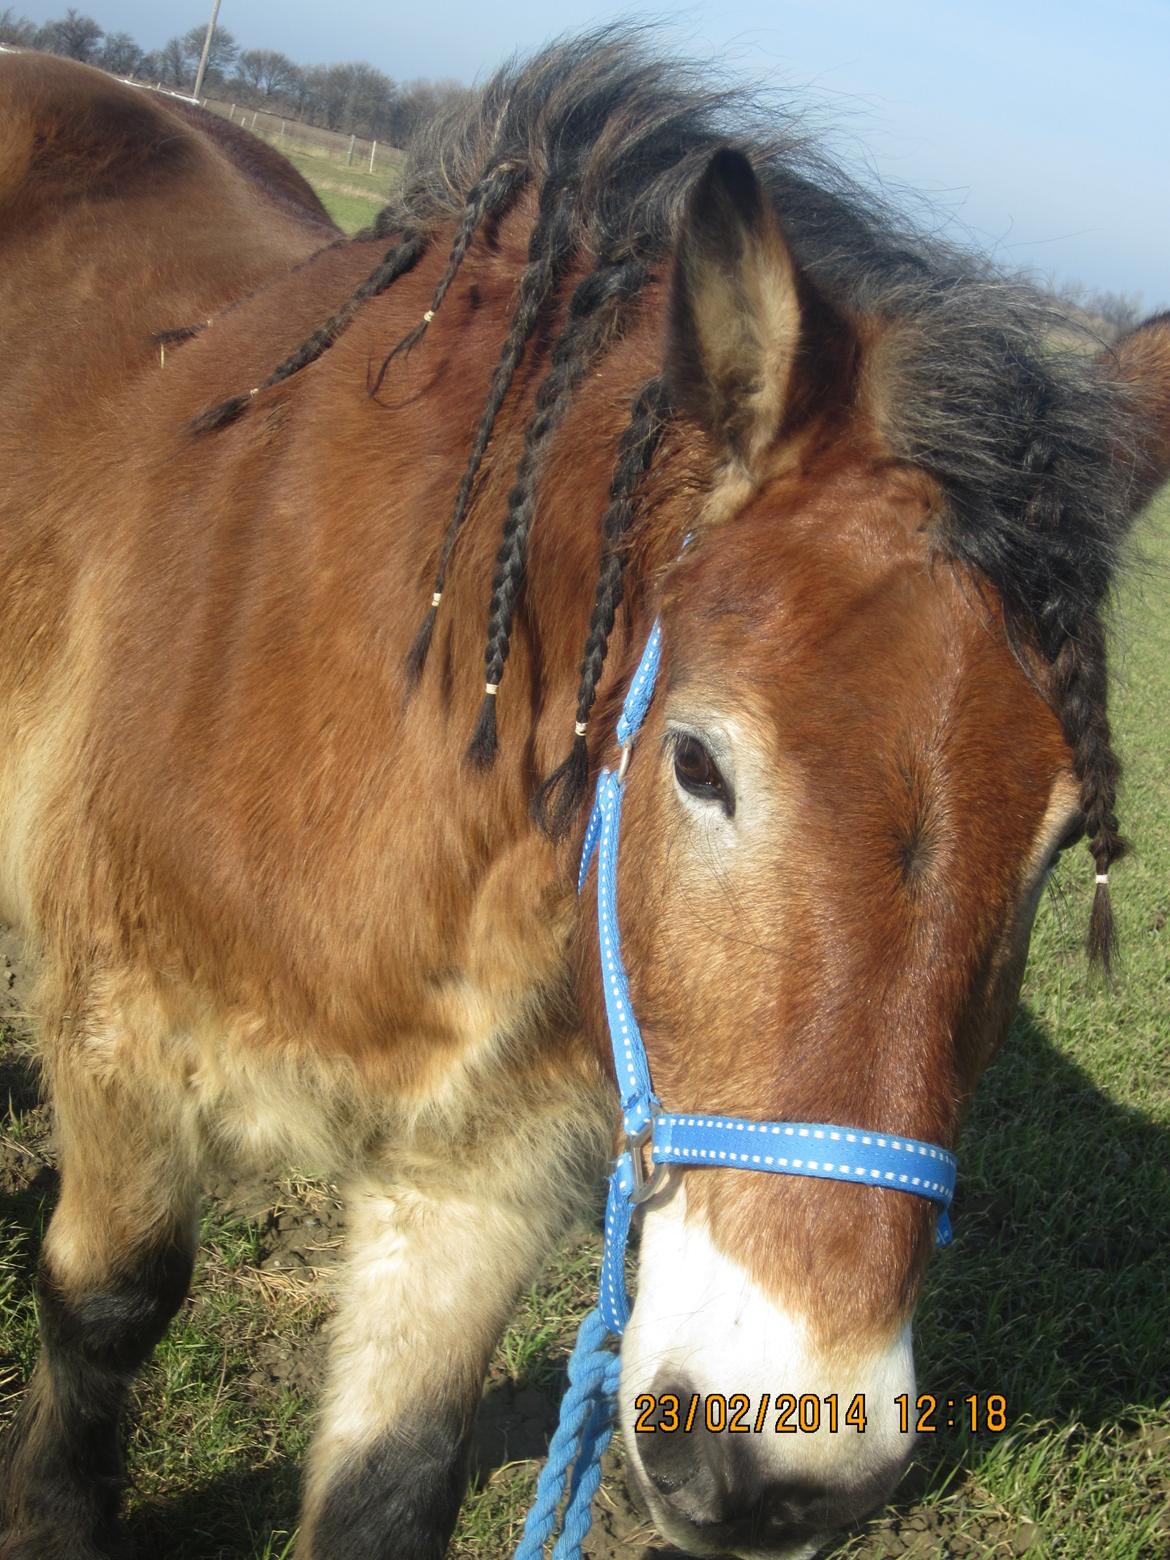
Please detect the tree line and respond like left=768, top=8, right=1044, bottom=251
left=0, top=7, right=468, bottom=144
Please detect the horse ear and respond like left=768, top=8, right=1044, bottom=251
left=666, top=148, right=802, bottom=469
left=1106, top=312, right=1170, bottom=516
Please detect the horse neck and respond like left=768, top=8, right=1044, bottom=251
left=303, top=221, right=680, bottom=849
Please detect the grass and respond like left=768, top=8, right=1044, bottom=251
left=0, top=243, right=1165, bottom=1558
left=827, top=487, right=1170, bottom=1558
left=272, top=140, right=393, bottom=234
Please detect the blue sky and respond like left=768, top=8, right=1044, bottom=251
left=20, top=0, right=1168, bottom=306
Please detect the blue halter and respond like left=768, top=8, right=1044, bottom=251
left=515, top=619, right=956, bottom=1559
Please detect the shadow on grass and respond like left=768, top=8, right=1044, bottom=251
left=918, top=999, right=1168, bottom=1424
left=834, top=998, right=1170, bottom=1550
left=124, top=1458, right=302, bottom=1560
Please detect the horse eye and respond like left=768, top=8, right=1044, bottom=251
left=672, top=735, right=732, bottom=813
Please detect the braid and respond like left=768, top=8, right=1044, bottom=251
left=154, top=324, right=205, bottom=350
left=156, top=238, right=350, bottom=369
left=532, top=376, right=670, bottom=837
left=466, top=257, right=651, bottom=768
left=369, top=164, right=529, bottom=398
left=191, top=230, right=429, bottom=435
left=1050, top=616, right=1126, bottom=970
left=1005, top=406, right=1126, bottom=971
left=405, top=178, right=581, bottom=684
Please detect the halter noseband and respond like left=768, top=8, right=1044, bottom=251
left=515, top=617, right=956, bottom=1558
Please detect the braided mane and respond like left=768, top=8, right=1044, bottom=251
left=193, top=27, right=1143, bottom=964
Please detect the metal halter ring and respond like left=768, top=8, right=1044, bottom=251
left=625, top=1108, right=669, bottom=1204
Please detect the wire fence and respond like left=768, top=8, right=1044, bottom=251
left=200, top=97, right=403, bottom=177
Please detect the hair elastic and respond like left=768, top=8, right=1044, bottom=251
left=1095, top=872, right=1110, bottom=886
left=574, top=721, right=588, bottom=737
left=485, top=682, right=499, bottom=696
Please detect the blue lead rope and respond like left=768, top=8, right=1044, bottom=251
left=515, top=619, right=957, bottom=1559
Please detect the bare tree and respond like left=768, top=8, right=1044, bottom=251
left=4, top=6, right=464, bottom=148
left=180, top=21, right=236, bottom=85
left=99, top=30, right=142, bottom=76
left=144, top=36, right=188, bottom=89
left=0, top=7, right=37, bottom=45
left=1052, top=278, right=1146, bottom=342
left=1085, top=289, right=1144, bottom=335
left=390, top=77, right=469, bottom=144
left=235, top=47, right=299, bottom=100
left=37, top=7, right=103, bottom=61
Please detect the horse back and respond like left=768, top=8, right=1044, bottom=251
left=0, top=53, right=337, bottom=428
left=0, top=53, right=340, bottom=928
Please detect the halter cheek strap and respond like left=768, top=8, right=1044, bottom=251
left=515, top=618, right=957, bottom=1558
left=577, top=620, right=955, bottom=1330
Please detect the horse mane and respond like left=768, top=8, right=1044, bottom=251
left=192, top=26, right=1141, bottom=964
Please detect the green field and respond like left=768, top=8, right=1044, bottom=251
left=0, top=139, right=1166, bottom=1558
left=276, top=141, right=392, bottom=234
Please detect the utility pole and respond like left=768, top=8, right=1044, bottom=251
left=192, top=0, right=222, bottom=100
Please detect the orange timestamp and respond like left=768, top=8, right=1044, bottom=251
left=633, top=1392, right=871, bottom=1435
left=633, top=1392, right=1009, bottom=1436
left=895, top=1393, right=1007, bottom=1433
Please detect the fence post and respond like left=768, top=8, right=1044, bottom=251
left=279, top=120, right=285, bottom=140
left=251, top=111, right=258, bottom=129
left=229, top=102, right=236, bottom=121
left=369, top=140, right=377, bottom=174
left=346, top=134, right=356, bottom=166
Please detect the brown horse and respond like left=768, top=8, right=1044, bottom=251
left=1, top=33, right=1168, bottom=1560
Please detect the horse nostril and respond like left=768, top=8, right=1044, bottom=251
left=634, top=1383, right=905, bottom=1552
left=756, top=1476, right=837, bottom=1532
left=634, top=1381, right=732, bottom=1511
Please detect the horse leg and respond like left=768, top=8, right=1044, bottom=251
left=0, top=1028, right=199, bottom=1560
left=298, top=1164, right=578, bottom=1560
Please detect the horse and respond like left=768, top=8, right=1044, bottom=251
left=1, top=30, right=1168, bottom=1560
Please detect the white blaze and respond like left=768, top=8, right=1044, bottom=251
left=619, top=1178, right=917, bottom=1559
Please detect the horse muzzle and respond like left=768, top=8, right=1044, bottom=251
left=630, top=1394, right=905, bottom=1558
left=619, top=1186, right=918, bottom=1558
